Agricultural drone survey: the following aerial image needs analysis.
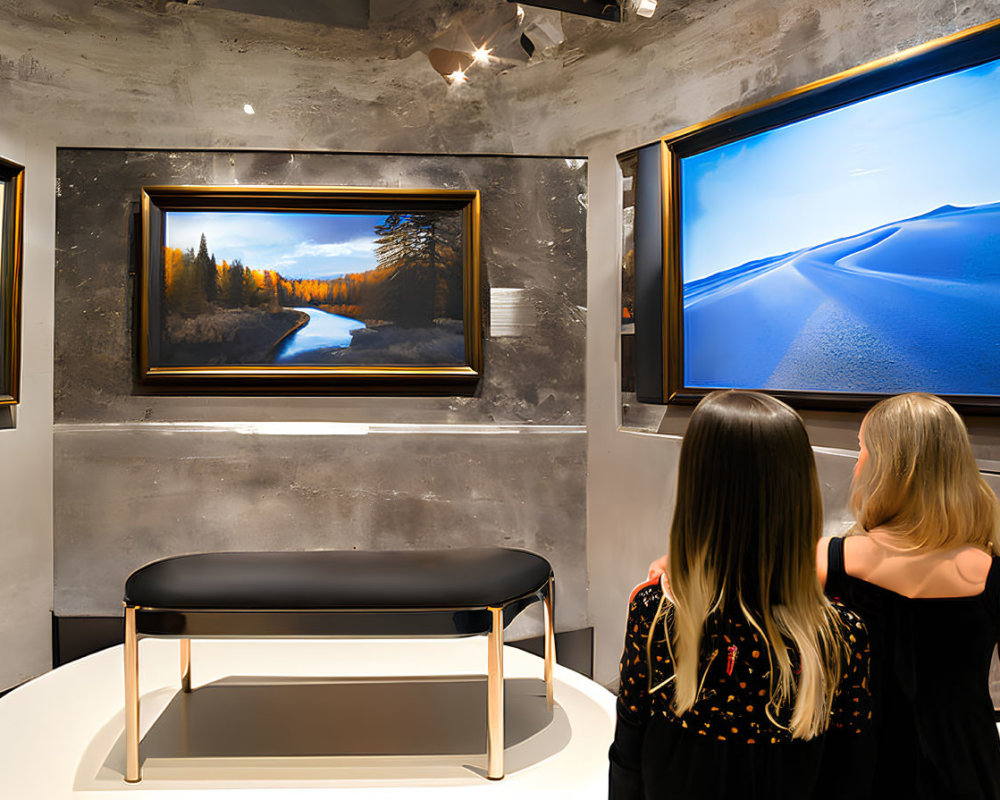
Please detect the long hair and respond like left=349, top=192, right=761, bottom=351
left=663, top=390, right=845, bottom=739
left=849, top=392, right=1000, bottom=551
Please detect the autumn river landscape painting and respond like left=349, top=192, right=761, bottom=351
left=155, top=207, right=467, bottom=368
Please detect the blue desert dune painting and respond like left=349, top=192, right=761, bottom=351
left=680, top=58, right=1000, bottom=396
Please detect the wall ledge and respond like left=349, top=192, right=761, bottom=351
left=54, top=422, right=588, bottom=436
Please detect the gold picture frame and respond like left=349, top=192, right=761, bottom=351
left=139, top=185, right=482, bottom=395
left=0, top=156, right=24, bottom=406
left=651, top=18, right=1000, bottom=412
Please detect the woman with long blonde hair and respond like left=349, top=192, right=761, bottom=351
left=818, top=392, right=1000, bottom=798
left=610, top=390, right=872, bottom=799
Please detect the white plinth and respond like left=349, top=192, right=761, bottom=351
left=0, top=637, right=616, bottom=799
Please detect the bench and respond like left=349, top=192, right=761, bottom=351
left=122, top=547, right=555, bottom=783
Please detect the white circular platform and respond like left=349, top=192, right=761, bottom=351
left=0, top=637, right=616, bottom=799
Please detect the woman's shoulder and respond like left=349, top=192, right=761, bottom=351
left=621, top=579, right=669, bottom=644
left=627, top=578, right=667, bottom=620
left=844, top=535, right=994, bottom=598
left=953, top=545, right=997, bottom=585
left=630, top=576, right=665, bottom=602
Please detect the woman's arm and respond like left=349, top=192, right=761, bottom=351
left=609, top=586, right=662, bottom=800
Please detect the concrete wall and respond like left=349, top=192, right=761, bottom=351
left=578, top=2, right=1000, bottom=684
left=0, top=126, right=55, bottom=688
left=53, top=148, right=587, bottom=627
left=1, top=0, right=998, bottom=690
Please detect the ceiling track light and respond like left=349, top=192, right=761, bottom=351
left=506, top=0, right=622, bottom=23
left=431, top=0, right=638, bottom=88
left=632, top=0, right=656, bottom=18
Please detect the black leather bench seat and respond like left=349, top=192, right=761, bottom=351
left=121, top=546, right=555, bottom=783
left=125, top=548, right=552, bottom=610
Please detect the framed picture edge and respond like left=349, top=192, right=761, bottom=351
left=137, top=184, right=483, bottom=396
left=0, top=155, right=25, bottom=407
left=650, top=18, right=1000, bottom=414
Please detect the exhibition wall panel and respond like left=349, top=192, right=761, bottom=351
left=53, top=149, right=587, bottom=636
left=0, top=129, right=54, bottom=690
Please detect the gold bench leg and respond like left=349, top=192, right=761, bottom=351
left=124, top=605, right=140, bottom=783
left=487, top=606, right=504, bottom=780
left=543, top=576, right=556, bottom=709
left=180, top=639, right=191, bottom=693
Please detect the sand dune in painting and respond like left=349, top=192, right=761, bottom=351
left=684, top=202, right=1000, bottom=394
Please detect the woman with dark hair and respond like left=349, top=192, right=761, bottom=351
left=611, top=390, right=872, bottom=799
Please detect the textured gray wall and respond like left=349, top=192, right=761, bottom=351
left=53, top=148, right=587, bottom=629
left=1, top=0, right=998, bottom=689
left=55, top=425, right=585, bottom=620
left=54, top=149, right=585, bottom=425
left=0, top=130, right=55, bottom=690
left=580, top=3, right=1000, bottom=683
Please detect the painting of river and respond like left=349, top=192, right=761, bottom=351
left=151, top=208, right=468, bottom=368
left=273, top=308, right=364, bottom=361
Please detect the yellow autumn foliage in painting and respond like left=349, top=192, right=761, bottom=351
left=163, top=246, right=184, bottom=295
left=162, top=245, right=398, bottom=319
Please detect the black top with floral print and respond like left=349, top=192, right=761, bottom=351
left=609, top=581, right=873, bottom=800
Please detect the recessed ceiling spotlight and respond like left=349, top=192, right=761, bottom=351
left=428, top=47, right=475, bottom=82
left=243, top=103, right=255, bottom=115
left=471, top=45, right=493, bottom=65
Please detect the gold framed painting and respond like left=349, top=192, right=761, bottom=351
left=139, top=185, right=482, bottom=395
left=0, top=156, right=24, bottom=406
left=645, top=18, right=1000, bottom=412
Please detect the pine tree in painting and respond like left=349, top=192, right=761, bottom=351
left=195, top=233, right=217, bottom=303
left=374, top=212, right=461, bottom=327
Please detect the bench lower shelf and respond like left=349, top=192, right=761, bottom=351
left=123, top=586, right=554, bottom=783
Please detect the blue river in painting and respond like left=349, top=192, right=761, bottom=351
left=683, top=202, right=1000, bottom=395
left=273, top=307, right=365, bottom=362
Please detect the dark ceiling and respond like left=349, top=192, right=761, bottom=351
left=183, top=0, right=628, bottom=30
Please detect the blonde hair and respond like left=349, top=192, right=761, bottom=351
left=850, top=392, right=1000, bottom=551
left=663, top=390, right=846, bottom=740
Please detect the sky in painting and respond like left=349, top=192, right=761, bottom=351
left=681, top=58, right=1000, bottom=283
left=165, top=211, right=384, bottom=280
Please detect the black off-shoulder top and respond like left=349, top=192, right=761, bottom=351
left=824, top=535, right=1000, bottom=800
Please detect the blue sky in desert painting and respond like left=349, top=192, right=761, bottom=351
left=165, top=211, right=384, bottom=280
left=681, top=59, right=1000, bottom=283
left=678, top=57, right=1000, bottom=396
